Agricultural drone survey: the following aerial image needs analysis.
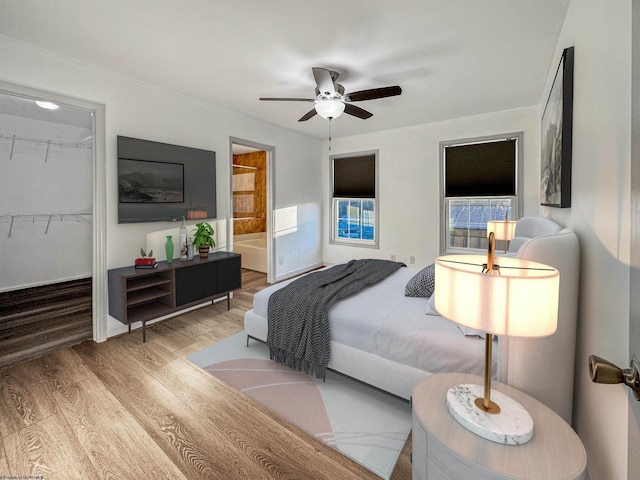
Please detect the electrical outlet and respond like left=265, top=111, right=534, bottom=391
left=410, top=256, right=415, bottom=264
left=391, top=254, right=397, bottom=261
left=279, top=256, right=284, bottom=265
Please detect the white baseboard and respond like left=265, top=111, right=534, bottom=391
left=274, top=261, right=324, bottom=283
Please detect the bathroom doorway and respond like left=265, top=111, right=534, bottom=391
left=230, top=138, right=274, bottom=283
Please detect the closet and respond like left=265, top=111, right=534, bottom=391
left=0, top=91, right=94, bottom=367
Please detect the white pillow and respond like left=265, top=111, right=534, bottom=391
left=426, top=294, right=484, bottom=338
left=425, top=294, right=439, bottom=315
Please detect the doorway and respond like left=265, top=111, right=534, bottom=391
left=0, top=82, right=106, bottom=362
left=230, top=138, right=274, bottom=283
left=0, top=81, right=107, bottom=347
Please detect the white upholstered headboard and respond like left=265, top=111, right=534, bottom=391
left=497, top=217, right=580, bottom=424
left=508, top=216, right=562, bottom=253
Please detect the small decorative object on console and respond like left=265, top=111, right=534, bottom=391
left=134, top=260, right=158, bottom=269
left=135, top=248, right=157, bottom=268
left=165, top=235, right=174, bottom=264
left=192, top=222, right=215, bottom=258
left=179, top=217, right=188, bottom=259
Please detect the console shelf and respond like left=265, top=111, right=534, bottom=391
left=108, top=251, right=241, bottom=342
left=127, top=287, right=173, bottom=307
left=126, top=275, right=173, bottom=292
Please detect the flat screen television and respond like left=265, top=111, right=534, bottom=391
left=117, top=136, right=216, bottom=223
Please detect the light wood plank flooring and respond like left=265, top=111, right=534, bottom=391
left=0, top=269, right=411, bottom=479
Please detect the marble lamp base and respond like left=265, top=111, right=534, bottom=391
left=446, top=384, right=534, bottom=445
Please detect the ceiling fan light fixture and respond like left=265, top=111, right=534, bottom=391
left=315, top=99, right=345, bottom=119
left=259, top=67, right=401, bottom=122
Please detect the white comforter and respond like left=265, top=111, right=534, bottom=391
left=251, top=266, right=493, bottom=377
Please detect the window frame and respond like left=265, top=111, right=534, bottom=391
left=439, top=133, right=523, bottom=254
left=330, top=150, right=379, bottom=248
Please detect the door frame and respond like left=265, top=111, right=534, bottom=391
left=229, top=137, right=275, bottom=284
left=629, top=0, right=640, bottom=475
left=0, top=80, right=107, bottom=342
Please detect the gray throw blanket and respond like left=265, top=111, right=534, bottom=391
left=267, top=259, right=406, bottom=379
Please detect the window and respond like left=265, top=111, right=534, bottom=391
left=440, top=134, right=522, bottom=253
left=331, top=151, right=378, bottom=247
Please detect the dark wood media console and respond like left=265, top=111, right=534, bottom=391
left=108, top=251, right=241, bottom=342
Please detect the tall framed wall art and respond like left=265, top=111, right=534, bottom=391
left=540, top=46, right=574, bottom=208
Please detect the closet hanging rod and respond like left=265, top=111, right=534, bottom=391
left=1, top=213, right=92, bottom=238
left=1, top=213, right=92, bottom=219
left=0, top=132, right=92, bottom=150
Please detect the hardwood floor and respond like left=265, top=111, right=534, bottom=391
left=0, top=269, right=412, bottom=479
left=0, top=278, right=93, bottom=368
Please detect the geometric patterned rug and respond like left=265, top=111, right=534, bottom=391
left=188, top=331, right=411, bottom=479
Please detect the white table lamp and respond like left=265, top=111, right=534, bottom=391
left=487, top=216, right=517, bottom=253
left=434, top=232, right=559, bottom=445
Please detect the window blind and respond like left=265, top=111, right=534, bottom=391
left=333, top=154, right=376, bottom=198
left=444, top=139, right=516, bottom=197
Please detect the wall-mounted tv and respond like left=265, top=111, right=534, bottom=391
left=117, top=136, right=216, bottom=223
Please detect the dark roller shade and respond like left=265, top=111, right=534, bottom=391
left=333, top=154, right=376, bottom=198
left=445, top=139, right=516, bottom=197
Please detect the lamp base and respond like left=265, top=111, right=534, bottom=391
left=446, top=384, right=534, bottom=445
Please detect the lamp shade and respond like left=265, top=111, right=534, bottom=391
left=486, top=220, right=517, bottom=241
left=315, top=99, right=345, bottom=119
left=434, top=255, right=559, bottom=338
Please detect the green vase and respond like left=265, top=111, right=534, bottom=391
left=165, top=235, right=174, bottom=264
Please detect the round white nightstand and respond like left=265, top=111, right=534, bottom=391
left=412, top=373, right=587, bottom=480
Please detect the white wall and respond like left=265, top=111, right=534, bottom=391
left=0, top=35, right=323, bottom=337
left=322, top=106, right=540, bottom=266
left=542, top=1, right=631, bottom=479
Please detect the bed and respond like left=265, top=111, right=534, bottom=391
left=244, top=217, right=580, bottom=423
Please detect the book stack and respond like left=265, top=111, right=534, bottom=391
left=135, top=257, right=158, bottom=269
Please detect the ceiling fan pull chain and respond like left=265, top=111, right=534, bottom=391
left=9, top=135, right=15, bottom=161
left=328, top=118, right=332, bottom=151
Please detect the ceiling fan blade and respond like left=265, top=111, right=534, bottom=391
left=298, top=109, right=317, bottom=122
left=344, top=103, right=373, bottom=119
left=312, top=67, right=336, bottom=96
left=346, top=86, right=402, bottom=102
left=259, top=97, right=315, bottom=102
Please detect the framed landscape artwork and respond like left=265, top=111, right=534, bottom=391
left=540, top=46, right=574, bottom=208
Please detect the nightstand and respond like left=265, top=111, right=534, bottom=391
left=412, top=373, right=586, bottom=480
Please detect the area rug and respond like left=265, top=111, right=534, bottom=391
left=188, top=331, right=411, bottom=479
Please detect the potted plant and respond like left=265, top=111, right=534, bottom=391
left=192, top=222, right=215, bottom=258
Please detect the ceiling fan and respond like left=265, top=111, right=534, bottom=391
left=259, top=67, right=402, bottom=122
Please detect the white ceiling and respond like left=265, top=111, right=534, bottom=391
left=0, top=0, right=570, bottom=140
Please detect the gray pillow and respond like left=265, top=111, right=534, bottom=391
left=405, top=263, right=435, bottom=297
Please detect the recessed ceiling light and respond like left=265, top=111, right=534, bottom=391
left=35, top=100, right=59, bottom=110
